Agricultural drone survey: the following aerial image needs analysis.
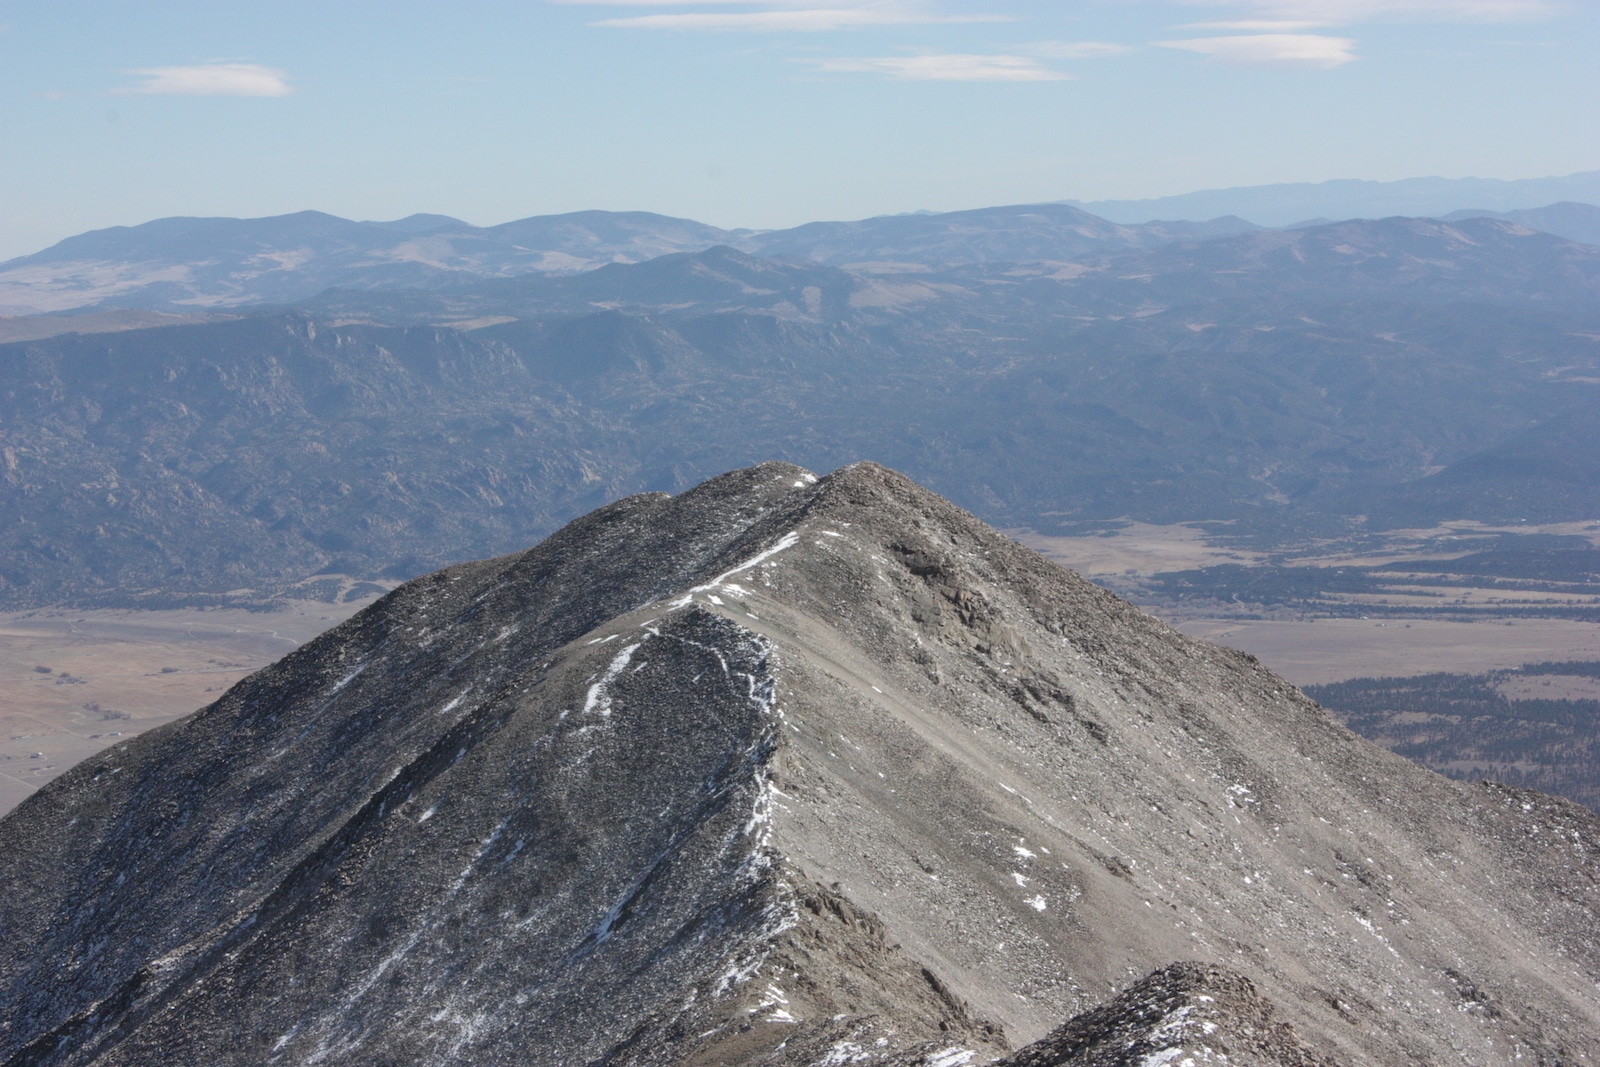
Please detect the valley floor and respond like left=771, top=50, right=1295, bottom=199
left=1171, top=615, right=1600, bottom=686
left=0, top=596, right=383, bottom=816
left=1019, top=515, right=1600, bottom=662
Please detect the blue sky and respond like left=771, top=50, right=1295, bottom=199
left=0, top=0, right=1595, bottom=259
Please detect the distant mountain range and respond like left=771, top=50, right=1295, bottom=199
left=8, top=192, right=1600, bottom=320
left=0, top=210, right=746, bottom=316
left=1444, top=202, right=1600, bottom=248
left=0, top=204, right=1263, bottom=317
left=1069, top=169, right=1600, bottom=227
left=2, top=215, right=1596, bottom=607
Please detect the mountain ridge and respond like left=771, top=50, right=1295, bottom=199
left=1067, top=169, right=1600, bottom=227
left=0, top=204, right=1378, bottom=317
left=2, top=461, right=1597, bottom=1065
left=2, top=215, right=1597, bottom=608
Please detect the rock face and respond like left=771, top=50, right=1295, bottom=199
left=2, top=462, right=1598, bottom=1066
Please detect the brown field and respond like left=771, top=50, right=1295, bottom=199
left=1171, top=616, right=1600, bottom=686
left=1018, top=523, right=1264, bottom=576
left=0, top=599, right=380, bottom=817
left=1017, top=517, right=1600, bottom=580
left=1021, top=520, right=1600, bottom=687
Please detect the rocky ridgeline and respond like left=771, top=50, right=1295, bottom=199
left=2, top=463, right=1597, bottom=1066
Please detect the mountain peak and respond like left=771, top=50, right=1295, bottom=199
left=3, top=462, right=1598, bottom=1065
left=360, top=213, right=472, bottom=234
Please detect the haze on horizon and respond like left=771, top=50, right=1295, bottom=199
left=1, top=0, right=1597, bottom=261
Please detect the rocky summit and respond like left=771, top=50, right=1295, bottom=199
left=2, top=462, right=1598, bottom=1067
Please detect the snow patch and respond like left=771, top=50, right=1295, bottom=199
left=1138, top=1050, right=1192, bottom=1067
left=754, top=982, right=798, bottom=1023
left=1226, top=783, right=1257, bottom=809
left=329, top=662, right=367, bottom=696
left=817, top=1040, right=872, bottom=1066
left=925, top=1049, right=974, bottom=1067
left=669, top=531, right=800, bottom=609
left=583, top=641, right=643, bottom=718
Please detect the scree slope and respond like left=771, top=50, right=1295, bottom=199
left=2, top=462, right=1597, bottom=1066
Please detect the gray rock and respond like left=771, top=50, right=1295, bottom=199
left=2, top=461, right=1598, bottom=1066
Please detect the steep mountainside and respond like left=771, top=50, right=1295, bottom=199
left=1357, top=404, right=1600, bottom=527
left=2, top=463, right=1597, bottom=1067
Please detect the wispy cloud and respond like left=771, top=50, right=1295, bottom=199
left=1159, top=32, right=1356, bottom=66
left=814, top=52, right=1070, bottom=80
left=1180, top=0, right=1560, bottom=22
left=596, top=8, right=1004, bottom=30
left=1161, top=0, right=1556, bottom=70
left=1184, top=19, right=1329, bottom=30
left=116, top=63, right=292, bottom=97
left=564, top=0, right=1009, bottom=31
left=1025, top=41, right=1135, bottom=59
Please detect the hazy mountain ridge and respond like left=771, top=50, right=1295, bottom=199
left=6, top=179, right=1598, bottom=320
left=740, top=203, right=1257, bottom=269
left=3, top=462, right=1596, bottom=1065
left=0, top=203, right=1496, bottom=320
left=1443, top=201, right=1600, bottom=248
left=309, top=216, right=1600, bottom=322
left=1068, top=169, right=1600, bottom=227
left=1055, top=215, right=1600, bottom=307
left=2, top=217, right=1597, bottom=608
left=0, top=209, right=750, bottom=316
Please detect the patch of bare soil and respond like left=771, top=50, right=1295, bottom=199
left=1016, top=524, right=1264, bottom=577
left=1172, top=616, right=1600, bottom=687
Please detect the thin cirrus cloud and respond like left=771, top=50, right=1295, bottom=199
left=813, top=52, right=1070, bottom=80
left=115, top=62, right=292, bottom=97
left=597, top=10, right=1002, bottom=29
left=1158, top=0, right=1558, bottom=70
left=1024, top=41, right=1135, bottom=59
left=1180, top=0, right=1560, bottom=22
left=1158, top=32, right=1357, bottom=67
left=1183, top=19, right=1329, bottom=30
left=559, top=0, right=1009, bottom=31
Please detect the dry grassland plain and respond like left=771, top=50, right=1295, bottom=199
left=1019, top=521, right=1600, bottom=688
left=1170, top=617, right=1600, bottom=686
left=0, top=599, right=379, bottom=816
